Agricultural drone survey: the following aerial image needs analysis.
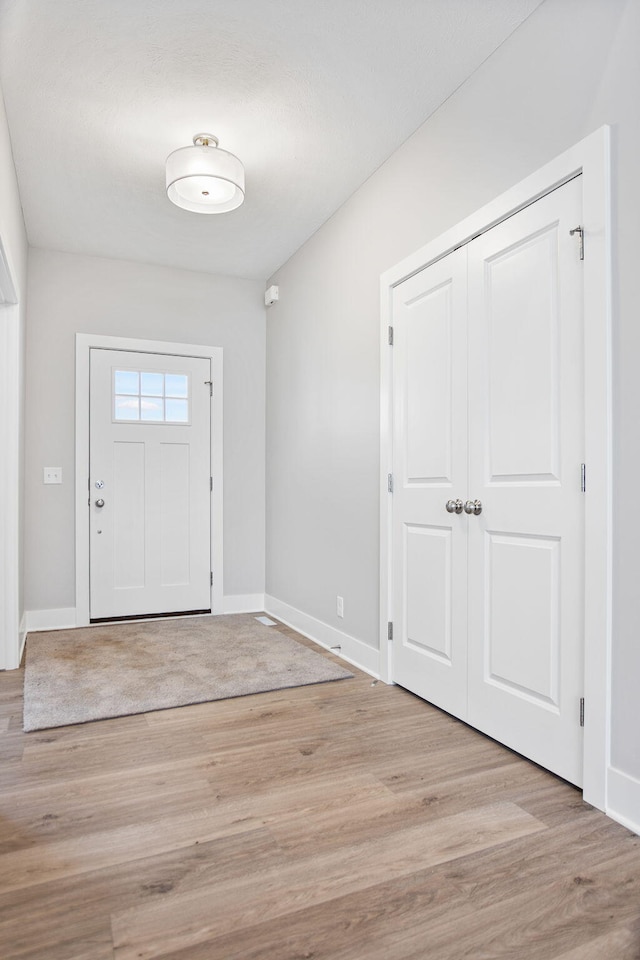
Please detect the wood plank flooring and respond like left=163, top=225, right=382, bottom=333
left=1, top=620, right=639, bottom=959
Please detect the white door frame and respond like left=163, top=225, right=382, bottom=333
left=75, top=333, right=224, bottom=625
left=0, top=236, right=22, bottom=670
left=380, top=127, right=612, bottom=812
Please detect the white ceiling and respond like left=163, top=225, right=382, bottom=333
left=0, top=0, right=543, bottom=280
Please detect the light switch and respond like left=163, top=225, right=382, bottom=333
left=43, top=467, right=62, bottom=484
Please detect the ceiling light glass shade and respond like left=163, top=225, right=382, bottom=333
left=166, top=134, right=245, bottom=214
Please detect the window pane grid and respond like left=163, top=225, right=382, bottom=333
left=114, top=370, right=190, bottom=423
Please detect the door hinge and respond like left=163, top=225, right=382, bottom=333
left=388, top=326, right=394, bottom=346
left=388, top=621, right=393, bottom=641
left=210, top=476, right=213, bottom=492
left=210, top=572, right=213, bottom=587
left=579, top=697, right=585, bottom=727
left=387, top=473, right=394, bottom=494
left=569, top=225, right=584, bottom=261
left=205, top=380, right=213, bottom=397
left=581, top=463, right=586, bottom=493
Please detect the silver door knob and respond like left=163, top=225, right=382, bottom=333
left=445, top=499, right=464, bottom=514
left=464, top=499, right=482, bottom=515
left=95, top=498, right=105, bottom=508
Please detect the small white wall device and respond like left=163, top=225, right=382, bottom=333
left=43, top=467, right=62, bottom=484
left=265, top=284, right=279, bottom=306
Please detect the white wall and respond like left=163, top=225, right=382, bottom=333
left=266, top=0, right=640, bottom=815
left=0, top=83, right=27, bottom=333
left=0, top=79, right=28, bottom=668
left=25, top=249, right=265, bottom=614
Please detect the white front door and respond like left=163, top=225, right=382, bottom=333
left=391, top=176, right=585, bottom=785
left=89, top=348, right=212, bottom=620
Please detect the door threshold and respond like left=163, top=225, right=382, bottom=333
left=90, top=608, right=212, bottom=625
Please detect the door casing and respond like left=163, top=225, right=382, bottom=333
left=0, top=236, right=22, bottom=670
left=76, top=334, right=224, bottom=625
left=380, top=127, right=612, bottom=812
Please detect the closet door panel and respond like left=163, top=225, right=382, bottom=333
left=466, top=176, right=585, bottom=786
left=391, top=249, right=468, bottom=718
left=485, top=228, right=560, bottom=482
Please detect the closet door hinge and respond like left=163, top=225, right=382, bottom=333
left=388, top=473, right=394, bottom=494
left=388, top=621, right=393, bottom=641
left=210, top=476, right=213, bottom=492
left=581, top=463, right=586, bottom=493
left=210, top=572, right=214, bottom=587
left=388, top=326, right=394, bottom=346
left=205, top=379, right=213, bottom=397
left=569, top=225, right=584, bottom=261
left=579, top=697, right=585, bottom=727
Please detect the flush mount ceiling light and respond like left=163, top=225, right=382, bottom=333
left=166, top=133, right=245, bottom=214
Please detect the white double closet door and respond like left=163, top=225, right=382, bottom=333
left=391, top=177, right=585, bottom=786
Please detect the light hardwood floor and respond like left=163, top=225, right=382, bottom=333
left=1, top=620, right=639, bottom=959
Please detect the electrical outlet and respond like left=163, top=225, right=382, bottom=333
left=336, top=596, right=344, bottom=618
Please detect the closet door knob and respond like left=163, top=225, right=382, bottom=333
left=464, top=499, right=482, bottom=515
left=445, top=499, right=464, bottom=514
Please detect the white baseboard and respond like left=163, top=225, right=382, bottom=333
left=25, top=608, right=77, bottom=633
left=607, top=766, right=640, bottom=836
left=264, top=594, right=380, bottom=678
left=223, top=594, right=266, bottom=614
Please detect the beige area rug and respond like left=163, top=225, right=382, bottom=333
left=23, top=614, right=353, bottom=732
